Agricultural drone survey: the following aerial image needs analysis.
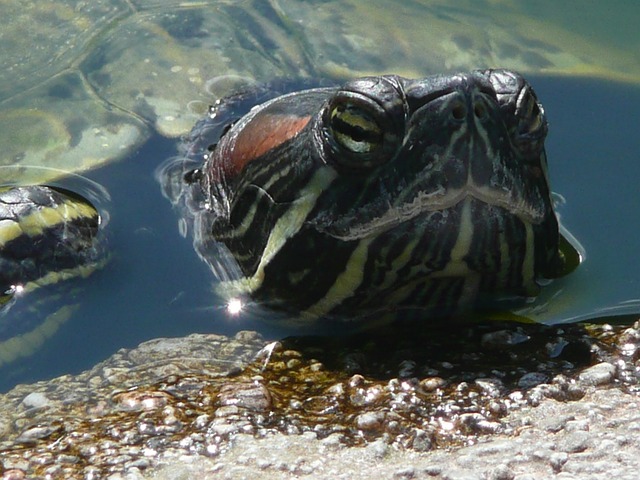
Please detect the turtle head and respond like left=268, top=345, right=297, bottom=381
left=301, top=70, right=562, bottom=311
left=202, top=71, right=564, bottom=317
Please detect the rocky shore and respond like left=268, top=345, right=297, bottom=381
left=1, top=321, right=639, bottom=479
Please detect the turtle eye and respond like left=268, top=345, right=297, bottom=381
left=323, top=91, right=401, bottom=170
left=329, top=101, right=384, bottom=154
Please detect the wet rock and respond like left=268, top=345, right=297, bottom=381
left=355, top=411, right=385, bottom=431
left=2, top=322, right=640, bottom=478
left=517, top=372, right=548, bottom=389
left=20, top=392, right=50, bottom=410
left=577, top=362, right=616, bottom=386
left=14, top=424, right=61, bottom=444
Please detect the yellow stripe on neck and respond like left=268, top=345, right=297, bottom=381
left=218, top=167, right=337, bottom=297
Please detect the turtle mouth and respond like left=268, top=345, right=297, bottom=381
left=398, top=182, right=542, bottom=223
left=322, top=183, right=541, bottom=242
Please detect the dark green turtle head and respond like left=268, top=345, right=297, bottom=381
left=201, top=70, right=562, bottom=321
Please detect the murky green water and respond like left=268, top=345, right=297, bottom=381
left=0, top=0, right=639, bottom=391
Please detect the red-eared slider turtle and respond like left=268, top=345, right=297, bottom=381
left=162, top=69, right=567, bottom=325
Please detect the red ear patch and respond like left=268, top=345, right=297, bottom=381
left=220, top=113, right=311, bottom=177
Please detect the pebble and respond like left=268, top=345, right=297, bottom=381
left=564, top=419, right=589, bottom=432
left=411, top=428, right=433, bottom=452
left=1, top=470, right=26, bottom=480
left=420, top=377, right=446, bottom=391
left=424, top=465, right=442, bottom=476
left=20, top=392, right=50, bottom=410
left=539, top=414, right=575, bottom=433
left=366, top=438, right=390, bottom=459
left=216, top=382, right=272, bottom=411
left=577, top=362, right=616, bottom=386
left=320, top=433, right=345, bottom=450
left=394, top=466, right=416, bottom=478
left=475, top=378, right=504, bottom=397
left=480, top=329, right=530, bottom=348
left=487, top=464, right=515, bottom=480
left=356, top=411, right=385, bottom=431
left=550, top=451, right=569, bottom=471
left=517, top=372, right=548, bottom=389
left=557, top=430, right=591, bottom=453
left=442, top=468, right=483, bottom=480
left=15, top=424, right=61, bottom=443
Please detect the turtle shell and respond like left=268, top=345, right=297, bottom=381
left=175, top=70, right=564, bottom=323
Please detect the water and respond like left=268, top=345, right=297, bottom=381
left=0, top=0, right=639, bottom=392
left=525, top=76, right=640, bottom=324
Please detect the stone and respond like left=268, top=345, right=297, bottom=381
left=557, top=431, right=591, bottom=453
left=578, top=363, right=616, bottom=386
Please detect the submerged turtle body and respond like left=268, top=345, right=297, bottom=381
left=171, top=69, right=562, bottom=323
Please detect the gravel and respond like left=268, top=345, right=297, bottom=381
left=2, top=322, right=640, bottom=479
left=139, top=387, right=640, bottom=480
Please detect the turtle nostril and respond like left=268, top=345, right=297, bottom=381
left=474, top=102, right=487, bottom=119
left=451, top=102, right=466, bottom=120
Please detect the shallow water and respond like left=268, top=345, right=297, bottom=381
left=0, top=1, right=639, bottom=392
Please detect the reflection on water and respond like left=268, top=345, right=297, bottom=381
left=0, top=0, right=639, bottom=392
